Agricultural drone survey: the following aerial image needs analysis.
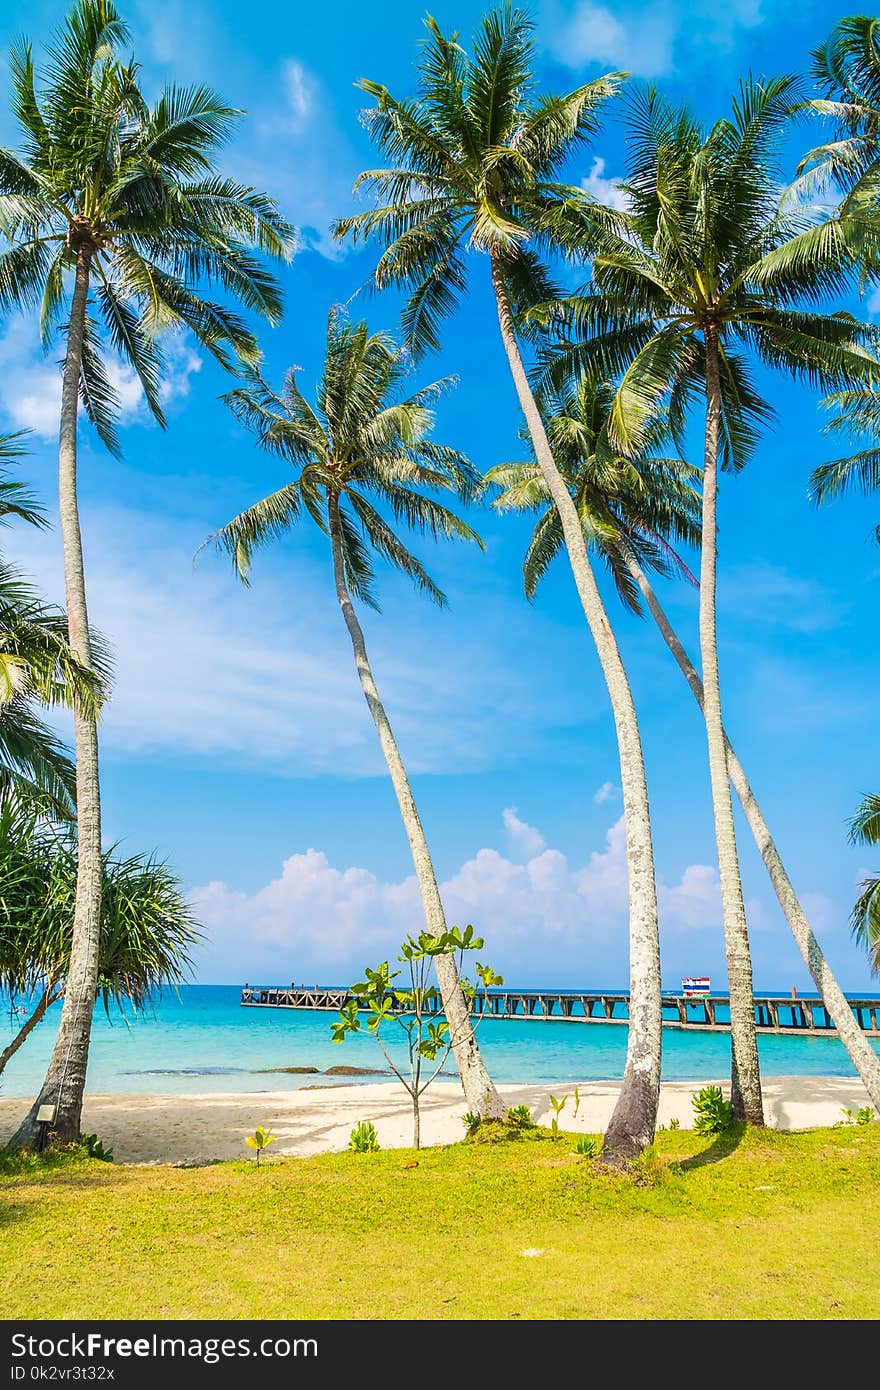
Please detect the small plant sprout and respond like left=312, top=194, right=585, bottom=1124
left=837, top=1105, right=876, bottom=1127
left=506, top=1104, right=534, bottom=1130
left=572, top=1085, right=581, bottom=1119
left=549, top=1094, right=567, bottom=1141
left=349, top=1121, right=380, bottom=1152
left=692, top=1086, right=733, bottom=1137
left=245, top=1126, right=276, bottom=1166
left=575, top=1135, right=601, bottom=1159
left=668, top=1117, right=680, bottom=1131
left=331, top=925, right=502, bottom=1149
left=461, top=1111, right=481, bottom=1136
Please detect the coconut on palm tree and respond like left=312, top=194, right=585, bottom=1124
left=849, top=795, right=880, bottom=975
left=0, top=0, right=294, bottom=1148
left=0, top=805, right=199, bottom=1077
left=209, top=311, right=502, bottom=1118
left=334, top=3, right=665, bottom=1162
left=552, top=77, right=880, bottom=1124
left=487, top=369, right=880, bottom=1109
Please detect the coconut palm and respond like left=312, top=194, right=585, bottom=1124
left=0, top=0, right=294, bottom=1146
left=0, top=806, right=199, bottom=1078
left=335, top=4, right=665, bottom=1163
left=849, top=795, right=880, bottom=975
left=209, top=311, right=502, bottom=1118
left=553, top=78, right=880, bottom=1124
left=0, top=431, right=106, bottom=820
left=488, top=371, right=880, bottom=1109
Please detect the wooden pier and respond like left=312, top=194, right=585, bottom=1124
left=240, top=985, right=880, bottom=1036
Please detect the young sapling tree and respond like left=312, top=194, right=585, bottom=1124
left=331, top=926, right=502, bottom=1149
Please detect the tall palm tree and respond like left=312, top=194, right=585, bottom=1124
left=488, top=371, right=880, bottom=1109
left=849, top=794, right=880, bottom=975
left=0, top=432, right=106, bottom=820
left=209, top=312, right=503, bottom=1118
left=335, top=4, right=664, bottom=1162
left=0, top=805, right=199, bottom=1078
left=0, top=0, right=294, bottom=1147
left=555, top=78, right=879, bottom=1124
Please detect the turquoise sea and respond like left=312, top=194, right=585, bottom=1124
left=2, top=985, right=879, bottom=1098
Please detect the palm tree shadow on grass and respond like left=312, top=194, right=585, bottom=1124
left=678, top=1121, right=747, bottom=1171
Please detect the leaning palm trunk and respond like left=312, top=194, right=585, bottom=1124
left=701, top=332, right=763, bottom=1125
left=491, top=255, right=661, bottom=1161
left=0, top=982, right=62, bottom=1077
left=327, top=495, right=503, bottom=1118
left=8, top=245, right=103, bottom=1150
left=625, top=553, right=880, bottom=1108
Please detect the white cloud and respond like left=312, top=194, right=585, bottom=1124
left=592, top=780, right=619, bottom=804
left=503, top=806, right=547, bottom=857
left=581, top=156, right=629, bottom=212
left=282, top=60, right=314, bottom=128
left=541, top=0, right=767, bottom=78
left=191, top=810, right=748, bottom=983
left=0, top=316, right=202, bottom=443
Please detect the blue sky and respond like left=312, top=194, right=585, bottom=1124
left=1, top=0, right=878, bottom=990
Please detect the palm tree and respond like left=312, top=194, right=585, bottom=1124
left=849, top=795, right=880, bottom=975
left=335, top=4, right=664, bottom=1163
left=209, top=311, right=503, bottom=1118
left=488, top=371, right=880, bottom=1109
left=0, top=431, right=106, bottom=819
left=0, top=0, right=294, bottom=1146
left=0, top=806, right=199, bottom=1079
left=555, top=78, right=880, bottom=1125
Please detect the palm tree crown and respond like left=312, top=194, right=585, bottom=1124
left=0, top=0, right=295, bottom=453
left=211, top=311, right=482, bottom=602
left=334, top=5, right=621, bottom=354
left=485, top=370, right=700, bottom=608
left=547, top=80, right=879, bottom=457
left=796, top=15, right=880, bottom=221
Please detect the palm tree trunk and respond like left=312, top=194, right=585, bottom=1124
left=625, top=552, right=880, bottom=1108
left=0, top=983, right=62, bottom=1077
left=490, top=253, right=661, bottom=1162
left=7, top=245, right=103, bottom=1150
left=327, top=493, right=503, bottom=1119
left=702, top=328, right=763, bottom=1125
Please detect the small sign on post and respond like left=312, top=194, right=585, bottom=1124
left=36, top=1104, right=56, bottom=1125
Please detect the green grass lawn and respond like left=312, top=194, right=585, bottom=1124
left=2, top=1124, right=878, bottom=1319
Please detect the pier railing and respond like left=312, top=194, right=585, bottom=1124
left=240, top=985, right=880, bottom=1037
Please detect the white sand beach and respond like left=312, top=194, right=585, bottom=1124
left=0, top=1075, right=871, bottom=1165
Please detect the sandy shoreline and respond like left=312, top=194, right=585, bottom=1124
left=0, top=1075, right=871, bottom=1165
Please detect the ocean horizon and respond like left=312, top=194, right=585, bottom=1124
left=2, top=983, right=878, bottom=1100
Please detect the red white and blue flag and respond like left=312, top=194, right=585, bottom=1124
left=682, top=976, right=711, bottom=996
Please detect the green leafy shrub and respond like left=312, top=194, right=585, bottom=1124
left=461, top=1111, right=481, bottom=1137
left=506, top=1104, right=534, bottom=1130
left=349, top=1121, right=380, bottom=1153
left=575, top=1135, right=601, bottom=1159
left=692, top=1085, right=733, bottom=1137
left=838, top=1105, right=876, bottom=1127
left=81, top=1133, right=113, bottom=1163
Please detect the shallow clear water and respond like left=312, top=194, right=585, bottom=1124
left=2, top=985, right=878, bottom=1098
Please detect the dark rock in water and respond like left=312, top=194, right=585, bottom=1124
left=257, top=1066, right=320, bottom=1074
left=323, top=1065, right=388, bottom=1076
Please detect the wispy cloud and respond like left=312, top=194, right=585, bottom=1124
left=540, top=0, right=768, bottom=78
left=503, top=806, right=547, bottom=857
left=592, top=780, right=620, bottom=805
